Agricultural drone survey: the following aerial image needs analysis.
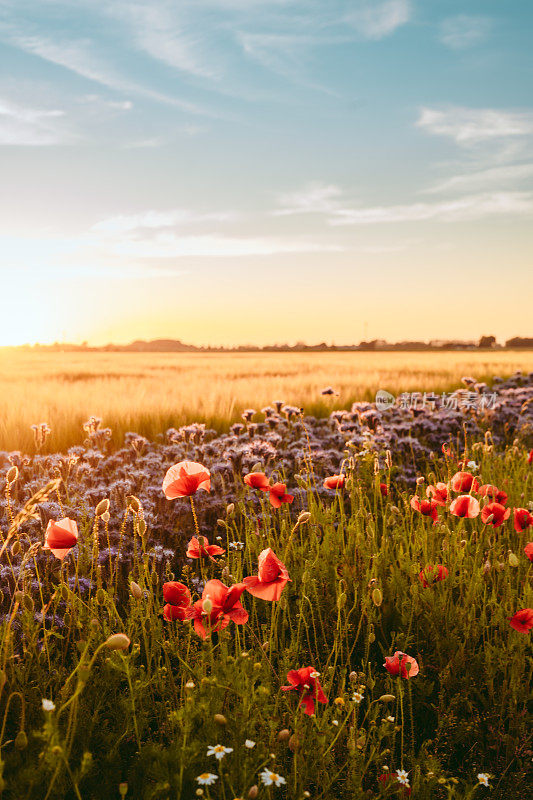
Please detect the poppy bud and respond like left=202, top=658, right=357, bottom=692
left=203, top=596, right=213, bottom=614
left=23, top=594, right=34, bottom=612
left=130, top=581, right=143, bottom=599
left=214, top=713, right=227, bottom=726
left=288, top=733, right=299, bottom=752
left=508, top=552, right=519, bottom=567
left=150, top=572, right=158, bottom=586
left=277, top=729, right=290, bottom=741
left=372, top=588, right=383, bottom=607
left=138, top=519, right=147, bottom=535
left=226, top=503, right=235, bottom=515
left=216, top=519, right=226, bottom=527
left=337, top=593, right=347, bottom=609
left=105, top=633, right=131, bottom=651
left=296, top=511, right=311, bottom=526
left=248, top=786, right=259, bottom=799
left=15, top=731, right=28, bottom=749
left=126, top=495, right=141, bottom=512
left=378, top=694, right=396, bottom=702
left=416, top=476, right=425, bottom=485
left=102, top=511, right=111, bottom=523
left=14, top=590, right=24, bottom=604
left=262, top=641, right=269, bottom=651
left=6, top=466, right=18, bottom=484
left=119, top=783, right=128, bottom=798
left=11, top=540, right=21, bottom=556
left=349, top=671, right=357, bottom=682
left=95, top=499, right=110, bottom=516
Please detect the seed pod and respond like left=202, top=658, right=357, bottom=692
left=277, top=729, right=290, bottom=741
left=214, top=713, right=227, bottom=726
left=372, top=588, right=383, bottom=607
left=130, top=581, right=143, bottom=599
left=105, top=633, right=131, bottom=651
left=95, top=499, right=110, bottom=516
left=6, top=466, right=18, bottom=484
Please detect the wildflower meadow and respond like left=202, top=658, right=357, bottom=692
left=0, top=371, right=531, bottom=799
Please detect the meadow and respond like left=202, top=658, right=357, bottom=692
left=1, top=349, right=533, bottom=452
left=0, top=362, right=531, bottom=799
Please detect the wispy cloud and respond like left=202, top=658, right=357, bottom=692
left=417, top=106, right=533, bottom=145
left=345, top=0, right=411, bottom=40
left=92, top=208, right=239, bottom=233
left=0, top=96, right=71, bottom=145
left=109, top=233, right=343, bottom=258
left=439, top=15, right=491, bottom=50
left=423, top=163, right=533, bottom=194
left=276, top=182, right=533, bottom=224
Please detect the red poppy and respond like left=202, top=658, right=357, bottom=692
left=449, top=495, right=480, bottom=518
left=43, top=517, right=78, bottom=560
left=450, top=471, right=479, bottom=493
left=478, top=484, right=508, bottom=505
left=323, top=474, right=345, bottom=490
left=378, top=773, right=412, bottom=796
left=162, top=581, right=191, bottom=621
left=481, top=502, right=510, bottom=527
left=162, top=460, right=211, bottom=499
left=524, top=542, right=533, bottom=562
left=528, top=449, right=533, bottom=465
left=384, top=651, right=419, bottom=679
left=514, top=508, right=533, bottom=533
left=268, top=482, right=294, bottom=508
left=418, top=564, right=449, bottom=588
left=410, top=496, right=438, bottom=524
left=244, top=472, right=270, bottom=491
left=281, top=666, right=328, bottom=716
left=186, top=579, right=248, bottom=639
left=380, top=483, right=388, bottom=497
left=441, top=443, right=454, bottom=459
left=426, top=482, right=448, bottom=506
left=186, top=535, right=225, bottom=561
left=508, top=608, right=533, bottom=633
left=244, top=548, right=291, bottom=601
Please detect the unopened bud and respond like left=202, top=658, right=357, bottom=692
left=6, top=466, right=18, bottom=485
left=288, top=733, right=299, bottom=752
left=101, top=511, right=110, bottom=523
left=105, top=633, right=130, bottom=651
left=214, top=713, right=227, bottom=726
left=119, top=783, right=128, bottom=798
left=248, top=786, right=259, bottom=799
left=378, top=694, right=396, bottom=702
left=95, top=499, right=110, bottom=516
left=203, top=597, right=213, bottom=614
left=372, top=588, right=383, bottom=607
left=277, top=729, right=290, bottom=741
left=296, top=511, right=311, bottom=526
left=226, top=503, right=235, bottom=516
left=126, top=495, right=141, bottom=512
left=508, top=552, right=519, bottom=568
left=15, top=731, right=28, bottom=749
left=130, top=581, right=143, bottom=599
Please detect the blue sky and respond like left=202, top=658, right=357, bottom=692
left=1, top=0, right=532, bottom=345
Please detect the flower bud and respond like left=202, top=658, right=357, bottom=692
left=378, top=694, right=396, bottom=702
left=226, top=503, right=235, bottom=516
left=105, top=633, right=131, bottom=651
left=214, top=713, right=227, bottom=726
left=508, top=552, right=519, bottom=568
left=15, top=731, right=28, bottom=750
left=288, top=734, right=300, bottom=752
left=138, top=519, right=147, bottom=535
left=277, top=729, right=290, bottom=741
left=248, top=786, right=258, bottom=799
left=95, top=499, right=110, bottom=516
left=130, top=581, right=143, bottom=599
left=126, top=495, right=141, bottom=512
left=372, top=588, right=383, bottom=607
left=6, top=466, right=18, bottom=485
left=101, top=511, right=110, bottom=523
left=203, top=597, right=213, bottom=614
left=296, top=511, right=311, bottom=526
left=119, top=783, right=128, bottom=798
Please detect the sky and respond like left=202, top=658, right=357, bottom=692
left=0, top=0, right=532, bottom=346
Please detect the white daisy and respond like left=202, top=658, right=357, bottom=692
left=477, top=773, right=491, bottom=787
left=207, top=744, right=233, bottom=760
left=396, top=769, right=410, bottom=786
left=244, top=739, right=256, bottom=749
left=352, top=692, right=363, bottom=704
left=196, top=773, right=218, bottom=786
left=42, top=698, right=55, bottom=712
left=260, top=769, right=286, bottom=787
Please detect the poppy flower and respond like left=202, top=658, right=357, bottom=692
left=186, top=535, right=225, bottom=561
left=449, top=495, right=480, bottom=518
left=514, top=508, right=533, bottom=533
left=384, top=651, right=419, bottom=679
left=186, top=579, right=248, bottom=639
left=244, top=472, right=270, bottom=491
left=323, top=474, right=345, bottom=490
left=410, top=496, right=438, bottom=524
left=508, top=608, right=533, bottom=633
left=426, top=482, right=449, bottom=506
left=268, top=483, right=294, bottom=508
left=162, top=581, right=191, bottom=621
left=450, top=471, right=479, bottom=493
left=162, top=461, right=210, bottom=499
left=528, top=449, right=533, bottom=465
left=418, top=564, right=449, bottom=588
left=478, top=484, right=508, bottom=505
left=378, top=773, right=411, bottom=796
left=281, top=666, right=328, bottom=716
left=524, top=542, right=533, bottom=562
left=481, top=502, right=510, bottom=527
left=380, top=483, right=388, bottom=497
left=244, top=548, right=291, bottom=601
left=43, top=518, right=78, bottom=560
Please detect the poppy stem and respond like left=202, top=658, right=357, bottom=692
left=190, top=496, right=200, bottom=538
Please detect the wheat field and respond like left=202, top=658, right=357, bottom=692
left=1, top=348, right=532, bottom=452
